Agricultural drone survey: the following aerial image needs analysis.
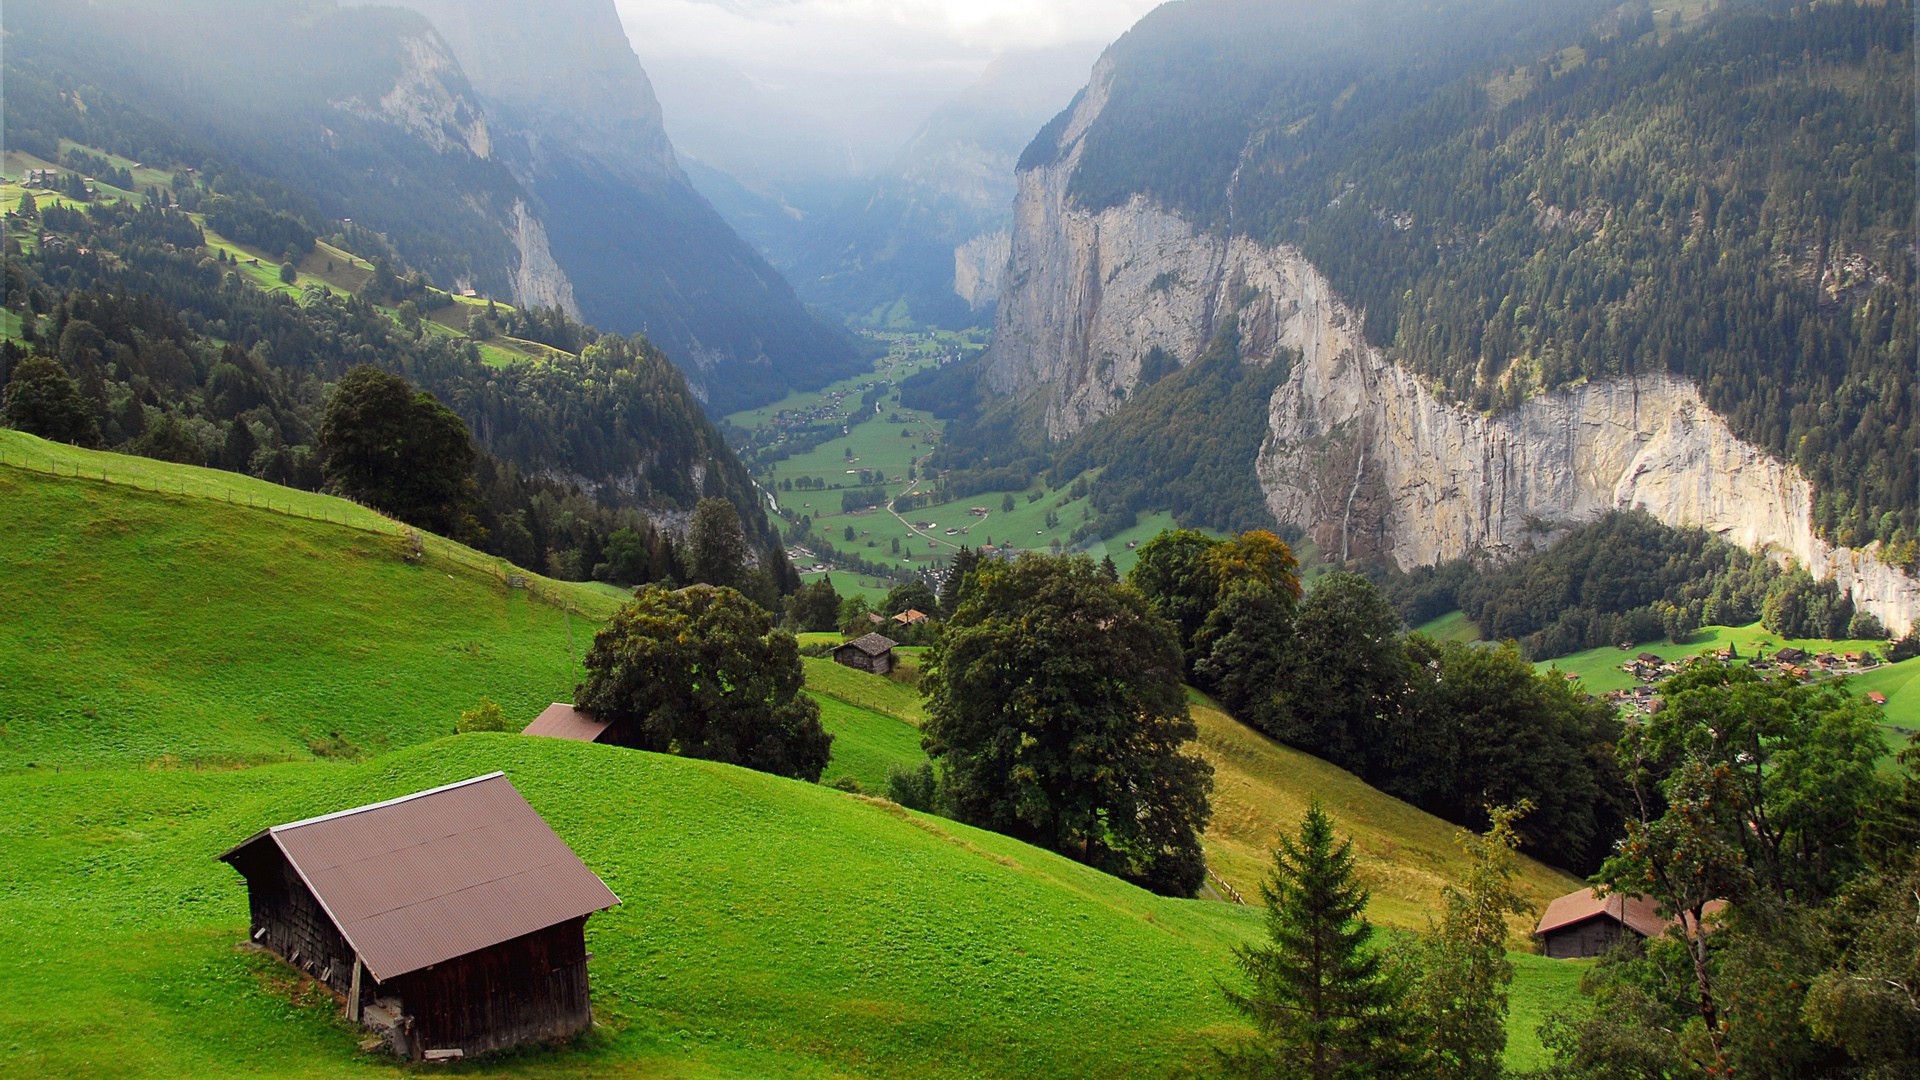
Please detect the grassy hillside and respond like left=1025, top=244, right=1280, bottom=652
left=0, top=434, right=618, bottom=770
left=1, top=735, right=1265, bottom=1079
left=0, top=457, right=1590, bottom=1072
left=1536, top=619, right=1918, bottom=754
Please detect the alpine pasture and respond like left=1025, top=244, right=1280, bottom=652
left=0, top=440, right=1592, bottom=1075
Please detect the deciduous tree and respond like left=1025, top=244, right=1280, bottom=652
left=922, top=553, right=1212, bottom=895
left=578, top=584, right=831, bottom=781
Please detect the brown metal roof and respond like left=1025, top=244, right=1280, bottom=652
left=522, top=702, right=613, bottom=742
left=219, top=773, right=618, bottom=982
left=1535, top=888, right=1724, bottom=940
left=836, top=632, right=897, bottom=657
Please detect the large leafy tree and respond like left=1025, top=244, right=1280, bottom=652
left=1586, top=662, right=1891, bottom=1061
left=1279, top=572, right=1407, bottom=777
left=1, top=354, right=100, bottom=447
left=317, top=365, right=476, bottom=538
left=921, top=553, right=1213, bottom=896
left=685, top=496, right=750, bottom=590
left=1221, top=802, right=1413, bottom=1079
left=577, top=584, right=832, bottom=782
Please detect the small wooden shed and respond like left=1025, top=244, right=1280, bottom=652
left=833, top=632, right=898, bottom=675
left=1535, top=888, right=1722, bottom=959
left=522, top=702, right=614, bottom=743
left=218, top=773, right=619, bottom=1060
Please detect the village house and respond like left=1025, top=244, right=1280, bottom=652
left=834, top=632, right=898, bottom=675
left=218, top=773, right=619, bottom=1061
left=893, top=608, right=930, bottom=628
left=1535, top=888, right=1723, bottom=959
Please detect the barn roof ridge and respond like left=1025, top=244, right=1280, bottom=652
left=272, top=771, right=507, bottom=835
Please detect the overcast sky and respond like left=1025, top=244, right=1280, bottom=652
left=615, top=0, right=1162, bottom=180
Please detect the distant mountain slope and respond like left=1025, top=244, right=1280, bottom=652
left=981, top=0, right=1917, bottom=632
left=6, top=0, right=863, bottom=411
left=364, top=0, right=867, bottom=409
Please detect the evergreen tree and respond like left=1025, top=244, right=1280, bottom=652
left=1222, top=802, right=1412, bottom=1079
left=686, top=497, right=751, bottom=591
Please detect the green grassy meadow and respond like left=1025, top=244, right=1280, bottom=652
left=0, top=443, right=1595, bottom=1075
left=0, top=435, right=617, bottom=770
left=1530, top=618, right=1917, bottom=753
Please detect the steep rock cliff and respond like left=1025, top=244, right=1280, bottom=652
left=989, top=69, right=1918, bottom=632
left=361, top=0, right=862, bottom=411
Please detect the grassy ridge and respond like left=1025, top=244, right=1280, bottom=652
left=0, top=440, right=616, bottom=770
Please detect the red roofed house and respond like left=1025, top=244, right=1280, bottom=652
left=218, top=773, right=619, bottom=1060
left=892, top=608, right=930, bottom=627
left=1866, top=691, right=1888, bottom=706
left=522, top=702, right=614, bottom=743
left=1534, top=888, right=1724, bottom=959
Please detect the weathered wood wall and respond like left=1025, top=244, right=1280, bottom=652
left=1541, top=917, right=1634, bottom=959
left=229, top=845, right=362, bottom=1002
left=834, top=648, right=892, bottom=675
left=389, top=917, right=593, bottom=1059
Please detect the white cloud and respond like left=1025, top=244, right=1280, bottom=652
left=616, top=0, right=1159, bottom=178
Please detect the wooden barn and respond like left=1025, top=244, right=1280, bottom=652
left=1535, top=888, right=1723, bottom=959
left=522, top=702, right=615, bottom=743
left=218, top=773, right=619, bottom=1060
left=833, top=632, right=898, bottom=675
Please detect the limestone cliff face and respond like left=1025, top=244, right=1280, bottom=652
left=506, top=199, right=579, bottom=315
left=358, top=0, right=679, bottom=188
left=953, top=230, right=1010, bottom=312
left=988, top=72, right=1918, bottom=632
left=333, top=30, right=493, bottom=159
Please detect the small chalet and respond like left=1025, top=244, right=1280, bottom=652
left=834, top=632, right=898, bottom=675
left=218, top=773, right=619, bottom=1060
left=523, top=702, right=614, bottom=743
left=892, top=608, right=930, bottom=627
left=1774, top=646, right=1809, bottom=664
left=1867, top=691, right=1889, bottom=706
left=1535, top=888, right=1723, bottom=959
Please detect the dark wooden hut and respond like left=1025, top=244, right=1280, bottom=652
left=522, top=702, right=614, bottom=743
left=1535, top=888, right=1722, bottom=959
left=218, top=773, right=619, bottom=1060
left=833, top=632, right=898, bottom=675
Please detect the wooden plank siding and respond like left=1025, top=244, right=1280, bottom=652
left=387, top=918, right=594, bottom=1059
left=228, top=842, right=365, bottom=1003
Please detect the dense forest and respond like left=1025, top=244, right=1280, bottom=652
left=1381, top=511, right=1890, bottom=658
left=1051, top=0, right=1916, bottom=559
left=1, top=82, right=793, bottom=595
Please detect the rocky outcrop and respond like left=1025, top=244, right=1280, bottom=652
left=987, top=66, right=1919, bottom=633
left=506, top=200, right=579, bottom=317
left=953, top=230, right=1010, bottom=312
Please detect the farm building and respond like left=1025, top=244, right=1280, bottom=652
left=1535, top=888, right=1723, bottom=959
left=218, top=773, right=620, bottom=1060
left=892, top=608, right=930, bottom=627
left=523, top=702, right=614, bottom=743
left=834, top=632, right=898, bottom=675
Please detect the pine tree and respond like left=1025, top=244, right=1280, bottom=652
left=1222, top=802, right=1412, bottom=1079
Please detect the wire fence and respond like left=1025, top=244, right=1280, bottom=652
left=0, top=442, right=611, bottom=617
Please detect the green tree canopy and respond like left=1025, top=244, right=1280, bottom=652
left=1221, top=802, right=1413, bottom=1079
left=317, top=365, right=476, bottom=538
left=922, top=553, right=1213, bottom=896
left=0, top=354, right=100, bottom=447
left=577, top=584, right=832, bottom=782
left=686, top=496, right=751, bottom=590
